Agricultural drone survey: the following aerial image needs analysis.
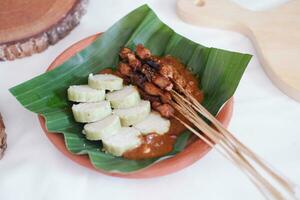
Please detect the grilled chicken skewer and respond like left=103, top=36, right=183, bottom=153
left=117, top=44, right=192, bottom=118
left=120, top=45, right=300, bottom=200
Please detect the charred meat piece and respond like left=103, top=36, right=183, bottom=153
left=130, top=71, right=147, bottom=88
left=152, top=101, right=162, bottom=109
left=152, top=75, right=173, bottom=91
left=143, top=56, right=161, bottom=71
left=160, top=91, right=172, bottom=104
left=118, top=62, right=132, bottom=77
left=145, top=59, right=160, bottom=71
left=136, top=44, right=151, bottom=59
left=123, top=76, right=131, bottom=85
left=140, top=64, right=156, bottom=82
left=138, top=88, right=161, bottom=102
left=117, top=45, right=196, bottom=119
left=127, top=53, right=141, bottom=70
left=139, top=63, right=173, bottom=91
left=144, top=82, right=162, bottom=96
left=119, top=47, right=132, bottom=60
left=154, top=103, right=174, bottom=118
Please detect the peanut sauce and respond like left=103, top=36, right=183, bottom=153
left=123, top=55, right=204, bottom=160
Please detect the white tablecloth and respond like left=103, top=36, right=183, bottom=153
left=0, top=0, right=299, bottom=199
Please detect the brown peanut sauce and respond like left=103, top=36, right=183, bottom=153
left=99, top=56, right=203, bottom=160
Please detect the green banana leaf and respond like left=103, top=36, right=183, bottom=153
left=10, top=4, right=251, bottom=173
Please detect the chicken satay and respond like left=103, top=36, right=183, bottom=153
left=151, top=101, right=162, bottom=112
left=116, top=63, right=131, bottom=84
left=117, top=45, right=180, bottom=119
left=138, top=88, right=161, bottom=103
left=143, top=81, right=172, bottom=102
left=152, top=75, right=173, bottom=91
left=130, top=71, right=147, bottom=88
left=144, top=58, right=161, bottom=71
left=131, top=65, right=173, bottom=103
left=144, top=82, right=162, bottom=96
left=135, top=44, right=160, bottom=70
left=118, top=62, right=132, bottom=77
left=136, top=44, right=151, bottom=59
left=140, top=82, right=171, bottom=104
left=127, top=53, right=141, bottom=70
left=130, top=71, right=172, bottom=104
left=160, top=91, right=172, bottom=104
left=140, top=64, right=156, bottom=82
left=153, top=102, right=174, bottom=118
left=128, top=72, right=159, bottom=98
left=119, top=47, right=142, bottom=71
left=119, top=47, right=132, bottom=60
left=120, top=46, right=173, bottom=92
left=138, top=63, right=173, bottom=91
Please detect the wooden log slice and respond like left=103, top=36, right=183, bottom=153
left=0, top=113, right=6, bottom=159
left=0, top=0, right=88, bottom=61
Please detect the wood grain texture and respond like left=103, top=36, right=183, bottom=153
left=0, top=113, right=6, bottom=160
left=0, top=0, right=88, bottom=61
left=177, top=0, right=300, bottom=102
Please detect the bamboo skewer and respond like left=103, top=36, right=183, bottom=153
left=173, top=113, right=276, bottom=200
left=172, top=97, right=283, bottom=199
left=175, top=88, right=297, bottom=192
left=175, top=89, right=297, bottom=196
left=170, top=88, right=299, bottom=200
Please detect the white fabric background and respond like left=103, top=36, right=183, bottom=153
left=0, top=0, right=299, bottom=200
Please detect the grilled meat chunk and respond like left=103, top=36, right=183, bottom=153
left=140, top=64, right=156, bottom=82
left=152, top=75, right=173, bottom=91
left=130, top=71, right=147, bottom=88
left=152, top=101, right=162, bottom=109
left=144, top=82, right=162, bottom=96
left=138, top=88, right=161, bottom=102
left=160, top=91, right=172, bottom=104
left=118, top=62, right=132, bottom=77
left=117, top=45, right=194, bottom=119
left=145, top=59, right=160, bottom=71
left=136, top=44, right=151, bottom=59
left=127, top=53, right=141, bottom=70
left=154, top=103, right=174, bottom=118
left=119, top=47, right=132, bottom=60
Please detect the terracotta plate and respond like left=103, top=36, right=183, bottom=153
left=39, top=33, right=233, bottom=178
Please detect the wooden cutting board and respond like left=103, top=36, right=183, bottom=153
left=177, top=0, right=300, bottom=102
left=0, top=0, right=88, bottom=61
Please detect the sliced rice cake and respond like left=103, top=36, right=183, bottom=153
left=106, top=85, right=140, bottom=109
left=72, top=101, right=111, bottom=123
left=134, top=112, right=170, bottom=135
left=68, top=85, right=105, bottom=103
left=83, top=115, right=121, bottom=141
left=102, top=127, right=142, bottom=156
left=113, top=100, right=150, bottom=126
left=88, top=73, right=123, bottom=91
